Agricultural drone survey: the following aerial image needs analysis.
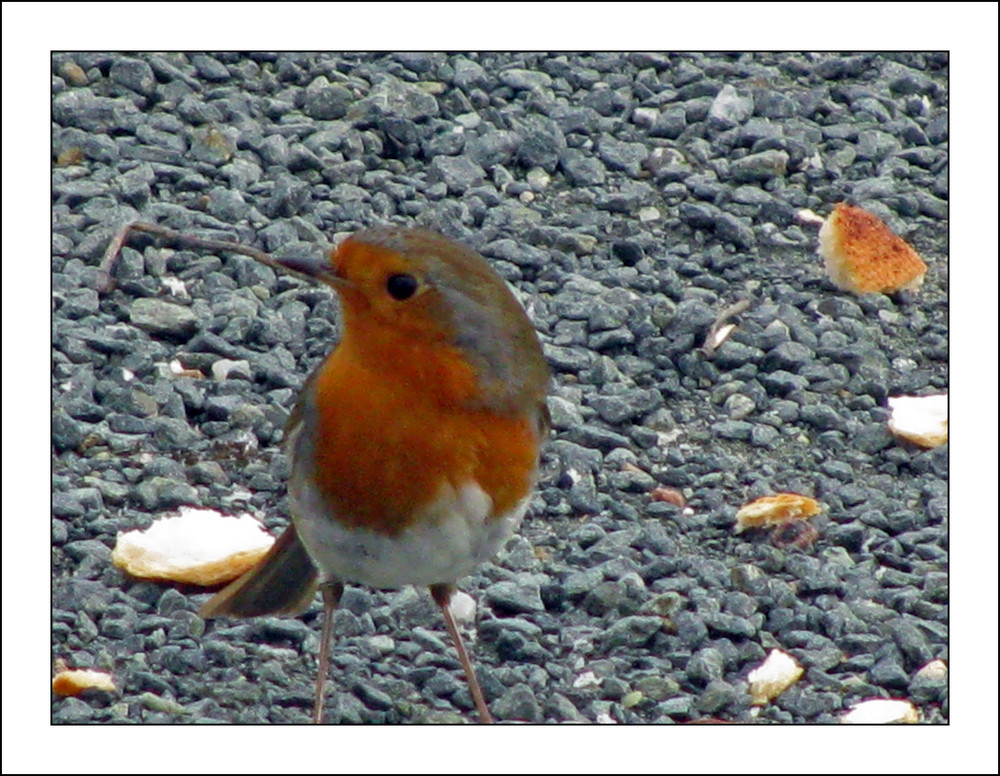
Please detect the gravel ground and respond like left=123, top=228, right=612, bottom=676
left=51, top=52, right=948, bottom=725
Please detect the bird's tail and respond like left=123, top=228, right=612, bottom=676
left=199, top=524, right=318, bottom=618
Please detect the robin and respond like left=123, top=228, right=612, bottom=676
left=199, top=226, right=551, bottom=724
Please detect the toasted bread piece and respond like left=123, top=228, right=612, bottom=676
left=748, top=649, right=804, bottom=706
left=888, top=394, right=948, bottom=448
left=734, top=493, right=822, bottom=533
left=52, top=668, right=116, bottom=697
left=842, top=698, right=920, bottom=724
left=112, top=507, right=275, bottom=586
left=818, top=202, right=927, bottom=294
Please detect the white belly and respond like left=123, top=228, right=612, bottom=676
left=290, top=477, right=528, bottom=588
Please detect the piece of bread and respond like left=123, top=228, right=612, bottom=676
left=818, top=202, right=927, bottom=294
left=112, top=507, right=275, bottom=586
left=52, top=668, right=116, bottom=697
left=887, top=394, right=948, bottom=448
left=734, top=493, right=822, bottom=533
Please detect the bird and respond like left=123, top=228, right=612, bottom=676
left=199, top=226, right=551, bottom=724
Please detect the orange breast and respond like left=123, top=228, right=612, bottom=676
left=306, top=337, right=540, bottom=536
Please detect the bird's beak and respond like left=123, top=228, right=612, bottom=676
left=274, top=255, right=348, bottom=288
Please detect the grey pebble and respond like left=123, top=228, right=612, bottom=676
left=130, top=298, right=198, bottom=338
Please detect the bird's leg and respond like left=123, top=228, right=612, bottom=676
left=430, top=583, right=493, bottom=724
left=313, top=580, right=344, bottom=724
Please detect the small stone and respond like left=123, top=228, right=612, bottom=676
left=110, top=57, right=156, bottom=96
left=731, top=149, right=789, bottom=182
left=493, top=683, right=542, bottom=722
left=601, top=616, right=662, bottom=649
left=485, top=578, right=545, bottom=614
left=130, top=298, right=198, bottom=338
left=500, top=69, right=553, bottom=90
left=190, top=126, right=236, bottom=165
left=428, top=155, right=485, bottom=195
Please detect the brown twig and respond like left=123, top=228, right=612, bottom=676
left=96, top=221, right=305, bottom=293
left=96, top=222, right=134, bottom=293
left=701, top=299, right=751, bottom=357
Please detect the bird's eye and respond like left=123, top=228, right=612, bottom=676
left=386, top=273, right=419, bottom=300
